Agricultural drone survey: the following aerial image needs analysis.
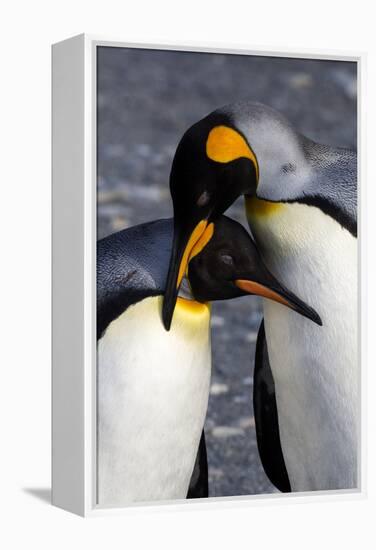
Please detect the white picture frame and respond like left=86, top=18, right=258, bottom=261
left=52, top=33, right=365, bottom=517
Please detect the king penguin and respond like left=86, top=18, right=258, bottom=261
left=162, top=101, right=357, bottom=492
left=97, top=215, right=320, bottom=507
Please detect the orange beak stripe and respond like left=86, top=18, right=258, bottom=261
left=235, top=279, right=291, bottom=308
left=189, top=223, right=214, bottom=262
left=177, top=220, right=208, bottom=288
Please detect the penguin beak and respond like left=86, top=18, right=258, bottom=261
left=235, top=276, right=322, bottom=326
left=163, top=220, right=211, bottom=330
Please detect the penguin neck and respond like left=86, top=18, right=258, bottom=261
left=247, top=200, right=358, bottom=491
left=177, top=276, right=210, bottom=317
left=176, top=297, right=210, bottom=316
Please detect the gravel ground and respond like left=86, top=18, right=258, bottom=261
left=97, top=47, right=357, bottom=497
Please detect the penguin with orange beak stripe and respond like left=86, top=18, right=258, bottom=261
left=187, top=217, right=321, bottom=325
left=97, top=215, right=321, bottom=506
left=163, top=101, right=357, bottom=493
left=162, top=112, right=259, bottom=331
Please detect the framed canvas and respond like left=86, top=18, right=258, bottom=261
left=52, top=34, right=365, bottom=517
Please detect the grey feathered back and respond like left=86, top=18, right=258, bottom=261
left=97, top=219, right=173, bottom=339
left=300, top=137, right=357, bottom=235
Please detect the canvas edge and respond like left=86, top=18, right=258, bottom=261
left=52, top=33, right=86, bottom=517
left=52, top=33, right=366, bottom=517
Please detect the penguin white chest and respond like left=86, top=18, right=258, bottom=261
left=97, top=296, right=211, bottom=507
left=248, top=200, right=358, bottom=491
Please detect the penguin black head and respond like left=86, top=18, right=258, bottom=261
left=163, top=107, right=260, bottom=329
left=187, top=216, right=322, bottom=326
left=162, top=100, right=356, bottom=329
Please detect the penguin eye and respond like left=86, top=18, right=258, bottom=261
left=221, top=254, right=234, bottom=266
left=197, top=190, right=211, bottom=207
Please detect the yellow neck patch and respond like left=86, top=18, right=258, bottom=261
left=206, top=125, right=259, bottom=181
left=176, top=297, right=210, bottom=316
left=245, top=196, right=284, bottom=219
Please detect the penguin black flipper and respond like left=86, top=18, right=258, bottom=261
left=253, top=319, right=291, bottom=493
left=187, top=431, right=209, bottom=498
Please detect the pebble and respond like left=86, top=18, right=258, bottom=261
left=105, top=143, right=126, bottom=157
left=137, top=143, right=151, bottom=157
left=121, top=182, right=164, bottom=202
left=211, top=315, right=225, bottom=327
left=111, top=218, right=128, bottom=231
left=233, top=395, right=248, bottom=404
left=238, top=416, right=255, bottom=429
left=209, top=468, right=224, bottom=479
left=211, top=426, right=245, bottom=438
left=210, top=383, right=229, bottom=396
left=288, top=72, right=313, bottom=89
left=98, top=203, right=126, bottom=218
left=98, top=189, right=128, bottom=204
left=245, top=332, right=258, bottom=343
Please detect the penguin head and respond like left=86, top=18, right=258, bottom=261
left=187, top=216, right=322, bottom=326
left=163, top=101, right=308, bottom=330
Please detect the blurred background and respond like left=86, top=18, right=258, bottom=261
left=97, top=47, right=357, bottom=497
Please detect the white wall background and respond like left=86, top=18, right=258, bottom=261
left=1, top=1, right=375, bottom=549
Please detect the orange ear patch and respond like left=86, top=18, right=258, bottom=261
left=206, top=126, right=259, bottom=180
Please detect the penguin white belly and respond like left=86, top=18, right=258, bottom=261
left=247, top=200, right=358, bottom=491
left=97, top=296, right=211, bottom=507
